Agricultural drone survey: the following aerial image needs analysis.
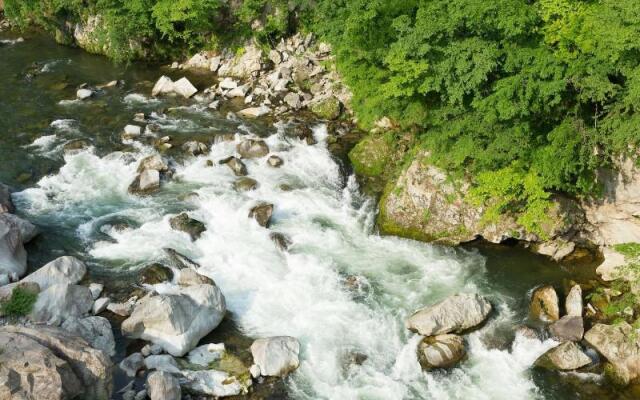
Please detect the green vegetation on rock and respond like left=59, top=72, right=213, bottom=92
left=348, top=133, right=393, bottom=177
left=1, top=287, right=38, bottom=318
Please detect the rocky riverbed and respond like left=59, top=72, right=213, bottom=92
left=2, top=24, right=640, bottom=400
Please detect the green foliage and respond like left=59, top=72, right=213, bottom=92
left=614, top=243, right=640, bottom=260
left=1, top=287, right=38, bottom=318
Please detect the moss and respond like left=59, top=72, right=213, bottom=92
left=1, top=287, right=38, bottom=318
left=348, top=133, right=394, bottom=178
left=310, top=97, right=342, bottom=120
left=614, top=243, right=640, bottom=260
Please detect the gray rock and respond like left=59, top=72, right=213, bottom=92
left=220, top=156, right=248, bottom=176
left=129, top=169, right=161, bottom=195
left=182, top=141, right=208, bottom=156
left=106, top=297, right=137, bottom=317
left=121, top=284, right=226, bottom=357
left=123, top=125, right=142, bottom=138
left=177, top=268, right=213, bottom=286
left=22, top=255, right=86, bottom=290
left=234, top=177, right=258, bottom=192
left=406, top=293, right=492, bottom=336
left=187, top=343, right=225, bottom=367
left=566, top=284, right=583, bottom=317
left=93, top=297, right=110, bottom=314
left=169, top=213, right=206, bottom=241
left=137, top=154, right=169, bottom=173
left=237, top=139, right=269, bottom=159
left=120, top=352, right=144, bottom=377
left=172, top=77, right=198, bottom=98
left=584, top=322, right=640, bottom=385
left=238, top=106, right=271, bottom=118
left=134, top=389, right=147, bottom=400
left=139, top=263, right=174, bottom=285
left=0, top=213, right=38, bottom=243
left=535, top=341, right=592, bottom=371
left=89, top=283, right=104, bottom=300
left=144, top=354, right=181, bottom=374
left=250, top=336, right=300, bottom=377
left=0, top=183, right=14, bottom=213
left=0, top=281, right=39, bottom=305
left=0, top=325, right=112, bottom=399
left=30, top=283, right=93, bottom=325
left=180, top=369, right=243, bottom=397
left=0, top=213, right=27, bottom=277
left=147, top=371, right=181, bottom=400
left=549, top=316, right=584, bottom=342
left=249, top=203, right=274, bottom=228
left=417, top=334, right=466, bottom=369
left=530, top=285, right=560, bottom=322
left=77, top=88, right=94, bottom=100
left=284, top=92, right=302, bottom=110
left=219, top=78, right=238, bottom=90
left=164, top=248, right=200, bottom=270
left=61, top=316, right=116, bottom=357
left=152, top=76, right=174, bottom=96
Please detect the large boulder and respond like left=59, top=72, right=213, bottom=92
left=147, top=371, right=181, bottom=400
left=152, top=76, right=174, bottom=97
left=0, top=183, right=14, bottom=213
left=406, top=293, right=492, bottom=336
left=61, top=316, right=116, bottom=357
left=548, top=316, right=584, bottom=342
left=0, top=213, right=38, bottom=243
left=218, top=44, right=263, bottom=79
left=22, top=255, right=87, bottom=290
left=172, top=77, right=198, bottom=98
left=534, top=341, right=592, bottom=371
left=417, top=334, right=466, bottom=369
left=250, top=336, right=300, bottom=377
left=0, top=214, right=27, bottom=277
left=237, top=139, right=269, bottom=159
left=584, top=322, right=640, bottom=385
left=121, top=283, right=226, bottom=357
left=129, top=169, right=161, bottom=195
left=0, top=325, right=112, bottom=399
left=530, top=285, right=560, bottom=322
left=30, top=283, right=93, bottom=325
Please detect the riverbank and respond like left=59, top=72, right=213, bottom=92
left=2, top=19, right=640, bottom=400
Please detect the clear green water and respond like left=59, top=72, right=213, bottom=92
left=0, top=31, right=629, bottom=399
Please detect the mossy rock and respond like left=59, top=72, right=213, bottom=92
left=310, top=97, right=342, bottom=120
left=138, top=263, right=174, bottom=285
left=348, top=134, right=393, bottom=178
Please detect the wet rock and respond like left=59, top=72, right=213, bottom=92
left=220, top=156, right=248, bottom=176
left=121, top=283, right=226, bottom=357
left=63, top=139, right=91, bottom=154
left=238, top=106, right=271, bottom=118
left=172, top=77, right=198, bottom=98
left=177, top=268, right=213, bottom=286
left=61, top=316, right=116, bottom=357
left=0, top=213, right=27, bottom=277
left=30, top=283, right=93, bottom=325
left=169, top=213, right=206, bottom=241
left=249, top=203, right=274, bottom=228
left=267, top=155, right=284, bottom=168
left=417, top=334, right=466, bottom=369
left=310, top=96, right=341, bottom=120
left=0, top=183, right=14, bottom=213
left=0, top=325, right=113, bottom=400
left=250, top=336, right=300, bottom=377
left=137, top=154, right=169, bottom=173
left=129, top=169, right=161, bottom=195
left=22, top=255, right=86, bottom=290
left=270, top=232, right=291, bottom=251
left=584, top=322, right=640, bottom=385
left=164, top=248, right=200, bottom=270
left=77, top=88, right=94, bottom=100
left=0, top=213, right=38, bottom=243
left=530, top=285, right=560, bottom=322
left=566, top=284, right=583, bottom=317
left=406, top=293, right=492, bottom=336
left=234, top=177, right=258, bottom=192
left=187, top=343, right=225, bottom=367
left=549, top=316, right=584, bottom=342
left=147, top=371, right=181, bottom=400
left=120, top=352, right=144, bottom=377
left=182, top=141, right=208, bottom=156
left=138, top=263, right=174, bottom=285
left=93, top=297, right=110, bottom=314
left=535, top=341, right=592, bottom=371
left=515, top=325, right=540, bottom=340
left=144, top=354, right=180, bottom=374
left=237, top=139, right=269, bottom=159
left=180, top=369, right=243, bottom=397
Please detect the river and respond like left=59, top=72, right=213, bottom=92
left=0, top=32, right=620, bottom=399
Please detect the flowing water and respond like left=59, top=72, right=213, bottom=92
left=0, top=32, right=617, bottom=400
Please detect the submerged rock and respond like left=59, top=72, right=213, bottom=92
left=234, top=177, right=258, bottom=192
left=220, top=156, right=248, bottom=176
left=121, top=283, right=226, bottom=357
left=0, top=325, right=112, bottom=400
left=249, top=203, right=274, bottom=228
left=406, top=293, right=492, bottom=336
left=164, top=248, right=200, bottom=270
left=535, top=341, right=592, bottom=371
left=549, top=316, right=584, bottom=342
left=147, top=371, right=181, bottom=400
left=584, top=322, right=640, bottom=385
left=169, top=213, right=206, bottom=241
left=530, top=285, right=560, bottom=322
left=237, top=139, right=269, bottom=159
left=250, top=336, right=300, bottom=377
left=417, top=334, right=466, bottom=369
left=270, top=232, right=291, bottom=251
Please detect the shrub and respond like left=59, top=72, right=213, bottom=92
left=1, top=287, right=38, bottom=318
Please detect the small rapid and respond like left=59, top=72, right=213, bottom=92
left=14, top=108, right=558, bottom=399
